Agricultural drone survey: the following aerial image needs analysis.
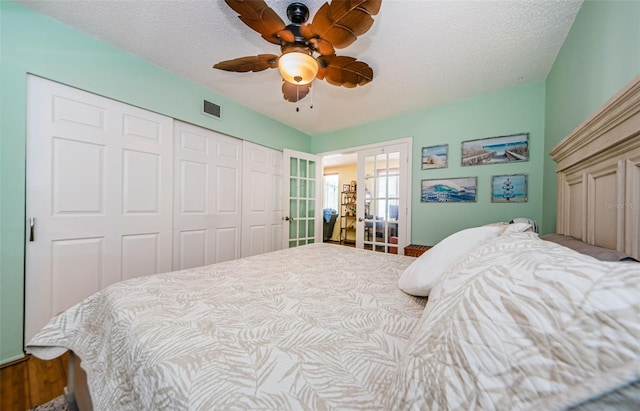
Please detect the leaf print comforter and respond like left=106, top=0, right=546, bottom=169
left=27, top=243, right=425, bottom=410
left=388, top=232, right=640, bottom=410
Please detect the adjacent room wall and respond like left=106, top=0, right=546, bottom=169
left=542, top=0, right=640, bottom=235
left=0, top=1, right=310, bottom=364
left=324, top=164, right=358, bottom=242
left=312, top=82, right=546, bottom=246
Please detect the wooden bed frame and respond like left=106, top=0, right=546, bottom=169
left=550, top=75, right=640, bottom=260
left=65, top=76, right=640, bottom=410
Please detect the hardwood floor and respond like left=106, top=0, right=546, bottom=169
left=0, top=353, right=68, bottom=410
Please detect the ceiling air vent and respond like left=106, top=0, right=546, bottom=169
left=203, top=100, right=221, bottom=119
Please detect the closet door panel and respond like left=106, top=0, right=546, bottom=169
left=52, top=138, right=105, bottom=214
left=123, top=113, right=162, bottom=143
left=173, top=121, right=242, bottom=270
left=180, top=161, right=207, bottom=213
left=25, top=76, right=173, bottom=343
left=51, top=237, right=104, bottom=314
left=241, top=141, right=283, bottom=257
left=216, top=165, right=240, bottom=213
left=216, top=227, right=239, bottom=263
left=179, top=230, right=208, bottom=268
left=122, top=150, right=161, bottom=214
left=121, top=233, right=161, bottom=280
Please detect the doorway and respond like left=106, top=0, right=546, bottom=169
left=320, top=138, right=411, bottom=254
left=322, top=153, right=358, bottom=245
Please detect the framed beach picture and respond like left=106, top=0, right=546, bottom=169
left=421, top=177, right=477, bottom=203
left=461, top=132, right=529, bottom=166
left=491, top=174, right=528, bottom=203
left=421, top=144, right=448, bottom=170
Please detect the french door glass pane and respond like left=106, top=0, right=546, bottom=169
left=299, top=219, right=307, bottom=237
left=308, top=161, right=316, bottom=179
left=299, top=199, right=307, bottom=218
left=308, top=220, right=314, bottom=237
left=308, top=199, right=315, bottom=217
left=289, top=218, right=297, bottom=238
left=300, top=159, right=307, bottom=178
left=300, top=179, right=307, bottom=197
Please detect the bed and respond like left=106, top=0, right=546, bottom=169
left=29, top=244, right=427, bottom=410
left=27, top=75, right=640, bottom=410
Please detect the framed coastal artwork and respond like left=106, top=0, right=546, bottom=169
left=491, top=174, right=528, bottom=203
left=421, top=144, right=448, bottom=170
left=421, top=177, right=477, bottom=203
left=461, top=132, right=529, bottom=166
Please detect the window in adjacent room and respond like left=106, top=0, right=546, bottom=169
left=323, top=173, right=339, bottom=211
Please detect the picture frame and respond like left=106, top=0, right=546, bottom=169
left=461, top=132, right=529, bottom=166
left=421, top=177, right=477, bottom=203
left=491, top=174, right=528, bottom=203
left=342, top=184, right=350, bottom=192
left=421, top=144, right=448, bottom=170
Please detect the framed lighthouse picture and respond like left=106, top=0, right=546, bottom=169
left=491, top=174, right=527, bottom=203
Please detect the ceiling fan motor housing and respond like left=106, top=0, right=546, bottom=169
left=286, top=2, right=309, bottom=24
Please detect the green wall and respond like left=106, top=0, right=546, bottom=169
left=0, top=2, right=309, bottom=365
left=542, top=0, right=640, bottom=234
left=312, top=82, right=546, bottom=246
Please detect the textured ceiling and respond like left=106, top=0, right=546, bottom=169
left=16, top=0, right=583, bottom=135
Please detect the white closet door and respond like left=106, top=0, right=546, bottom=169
left=173, top=121, right=242, bottom=269
left=241, top=141, right=284, bottom=257
left=25, top=75, right=173, bottom=343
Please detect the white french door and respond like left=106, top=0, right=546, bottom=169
left=283, top=149, right=321, bottom=248
left=25, top=75, right=173, bottom=343
left=172, top=121, right=243, bottom=269
left=356, top=142, right=410, bottom=253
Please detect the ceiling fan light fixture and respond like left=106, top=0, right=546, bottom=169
left=278, top=46, right=318, bottom=85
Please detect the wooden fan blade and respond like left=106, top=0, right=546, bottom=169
left=224, top=0, right=286, bottom=45
left=309, top=38, right=335, bottom=56
left=316, top=55, right=373, bottom=87
left=310, top=0, right=381, bottom=49
left=282, top=81, right=311, bottom=102
left=299, top=23, right=315, bottom=41
left=277, top=29, right=296, bottom=44
left=213, top=54, right=278, bottom=72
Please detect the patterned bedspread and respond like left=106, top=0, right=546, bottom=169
left=27, top=244, right=425, bottom=410
left=388, top=231, right=640, bottom=410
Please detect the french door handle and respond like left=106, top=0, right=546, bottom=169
left=283, top=216, right=294, bottom=222
left=29, top=217, right=35, bottom=242
left=358, top=218, right=364, bottom=222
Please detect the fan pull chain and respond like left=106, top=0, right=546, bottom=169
left=296, top=85, right=300, bottom=112
left=293, top=83, right=314, bottom=113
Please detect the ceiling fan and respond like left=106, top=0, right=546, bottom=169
left=213, top=0, right=381, bottom=104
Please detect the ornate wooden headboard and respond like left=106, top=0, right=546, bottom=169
left=550, top=75, right=640, bottom=260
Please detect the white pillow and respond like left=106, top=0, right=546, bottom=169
left=397, top=226, right=503, bottom=296
left=504, top=222, right=535, bottom=233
